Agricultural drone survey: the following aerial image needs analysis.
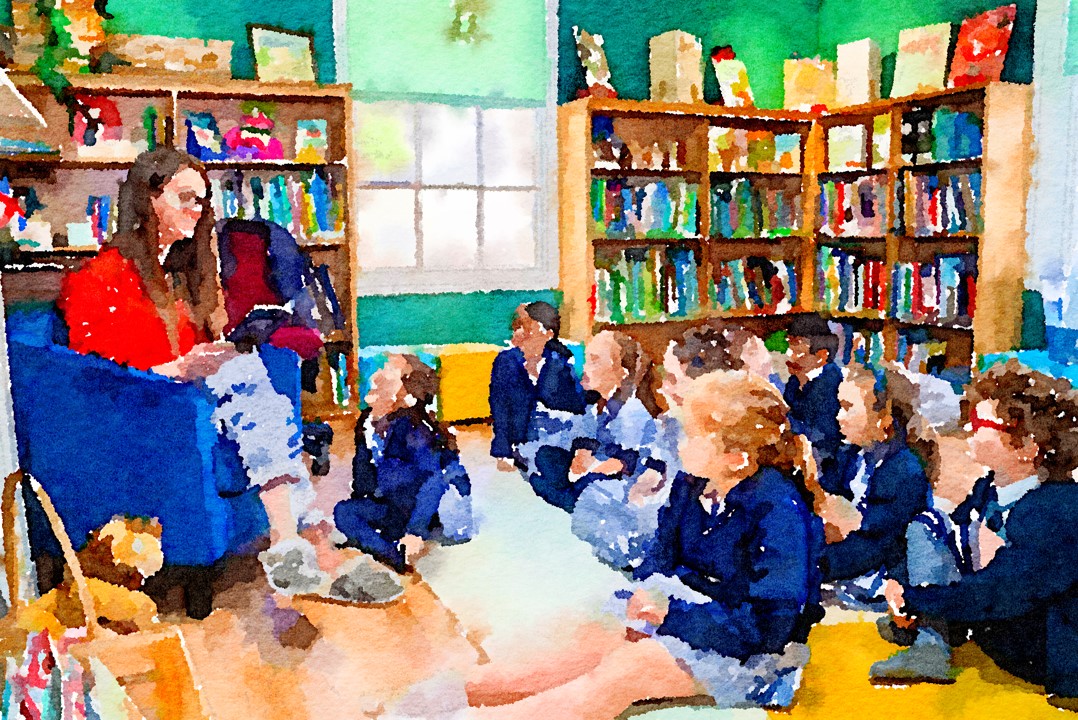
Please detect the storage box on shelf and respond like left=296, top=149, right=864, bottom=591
left=559, top=83, right=1032, bottom=371
left=0, top=73, right=359, bottom=420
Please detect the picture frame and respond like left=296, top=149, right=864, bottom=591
left=248, top=24, right=316, bottom=83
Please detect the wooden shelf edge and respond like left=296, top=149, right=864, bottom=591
left=8, top=71, right=351, bottom=98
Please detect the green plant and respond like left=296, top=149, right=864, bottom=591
left=31, top=0, right=76, bottom=108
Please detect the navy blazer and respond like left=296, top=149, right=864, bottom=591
left=820, top=437, right=930, bottom=582
left=637, top=469, right=824, bottom=660
left=784, top=361, right=843, bottom=458
left=349, top=409, right=471, bottom=540
left=905, top=482, right=1078, bottom=697
left=489, top=340, right=585, bottom=458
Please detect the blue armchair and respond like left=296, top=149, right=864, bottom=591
left=5, top=304, right=301, bottom=577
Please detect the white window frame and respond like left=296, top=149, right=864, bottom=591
left=337, top=0, right=560, bottom=296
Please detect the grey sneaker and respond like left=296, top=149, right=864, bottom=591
left=326, top=553, right=405, bottom=604
left=870, top=638, right=957, bottom=684
left=260, top=537, right=330, bottom=596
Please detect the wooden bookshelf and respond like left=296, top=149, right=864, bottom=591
left=0, top=74, right=360, bottom=420
left=559, top=83, right=1032, bottom=371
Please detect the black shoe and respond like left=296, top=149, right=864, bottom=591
left=877, top=615, right=917, bottom=647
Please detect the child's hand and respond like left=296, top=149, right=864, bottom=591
left=590, top=458, right=625, bottom=477
left=820, top=495, right=862, bottom=541
left=626, top=588, right=668, bottom=626
left=401, top=534, right=430, bottom=565
left=571, top=449, right=596, bottom=476
left=883, top=578, right=907, bottom=618
left=978, top=524, right=1006, bottom=567
left=496, top=458, right=517, bottom=473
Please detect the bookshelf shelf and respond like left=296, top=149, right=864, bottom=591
left=591, top=237, right=703, bottom=247
left=561, top=83, right=1031, bottom=371
left=590, top=167, right=701, bottom=179
left=1, top=75, right=360, bottom=421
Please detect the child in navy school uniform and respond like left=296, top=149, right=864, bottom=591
left=488, top=302, right=586, bottom=470
left=334, top=354, right=473, bottom=575
left=568, top=330, right=666, bottom=566
left=629, top=371, right=825, bottom=708
left=869, top=431, right=992, bottom=682
left=527, top=329, right=657, bottom=510
left=817, top=364, right=931, bottom=607
left=783, top=314, right=844, bottom=493
left=883, top=362, right=1078, bottom=705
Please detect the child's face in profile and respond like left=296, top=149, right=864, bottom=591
left=969, top=399, right=1038, bottom=484
left=583, top=331, right=625, bottom=400
left=837, top=376, right=877, bottom=446
left=366, top=357, right=407, bottom=419
left=786, top=336, right=827, bottom=376
left=934, top=434, right=986, bottom=505
left=659, top=343, right=690, bottom=412
left=511, top=308, right=552, bottom=359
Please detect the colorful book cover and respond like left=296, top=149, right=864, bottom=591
left=891, top=23, right=951, bottom=98
left=949, top=4, right=1017, bottom=88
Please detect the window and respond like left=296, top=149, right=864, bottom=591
left=353, top=102, right=554, bottom=294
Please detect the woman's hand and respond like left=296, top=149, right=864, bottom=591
left=590, top=458, right=625, bottom=477
left=153, top=342, right=239, bottom=380
left=626, top=588, right=668, bottom=626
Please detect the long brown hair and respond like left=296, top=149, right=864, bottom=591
left=111, top=148, right=219, bottom=348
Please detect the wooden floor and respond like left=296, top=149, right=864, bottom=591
left=169, top=425, right=1070, bottom=720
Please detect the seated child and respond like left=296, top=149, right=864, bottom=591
left=569, top=331, right=666, bottom=568
left=489, top=302, right=585, bottom=470
left=629, top=371, right=824, bottom=708
left=870, top=430, right=991, bottom=683
left=334, top=354, right=473, bottom=576
left=783, top=314, right=843, bottom=492
left=884, top=361, right=1078, bottom=705
left=528, top=330, right=657, bottom=511
left=818, top=364, right=931, bottom=608
left=20, top=517, right=164, bottom=638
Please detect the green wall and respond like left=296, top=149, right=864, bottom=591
left=558, top=0, right=822, bottom=108
left=0, top=0, right=336, bottom=83
left=818, top=0, right=1036, bottom=95
left=357, top=290, right=560, bottom=347
left=344, top=0, right=549, bottom=104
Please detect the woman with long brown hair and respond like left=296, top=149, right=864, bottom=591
left=57, top=148, right=332, bottom=596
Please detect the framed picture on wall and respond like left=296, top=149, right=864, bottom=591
left=249, top=25, right=317, bottom=83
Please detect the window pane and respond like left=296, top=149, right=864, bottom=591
left=421, top=189, right=478, bottom=268
left=354, top=102, right=416, bottom=184
left=356, top=189, right=417, bottom=269
left=482, top=108, right=538, bottom=187
left=420, top=105, right=478, bottom=185
left=483, top=190, right=537, bottom=268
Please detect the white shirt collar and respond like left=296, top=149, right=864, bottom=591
left=996, top=476, right=1039, bottom=507
left=806, top=365, right=826, bottom=382
left=933, top=496, right=958, bottom=515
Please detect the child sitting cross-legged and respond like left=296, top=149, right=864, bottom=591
left=333, top=355, right=474, bottom=598
left=20, top=517, right=164, bottom=639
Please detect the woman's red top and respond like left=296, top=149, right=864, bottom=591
left=58, top=247, right=203, bottom=371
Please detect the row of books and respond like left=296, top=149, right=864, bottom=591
left=590, top=178, right=699, bottom=239
left=816, top=246, right=888, bottom=315
left=817, top=176, right=886, bottom=237
left=711, top=257, right=798, bottom=314
left=826, top=117, right=893, bottom=171
left=711, top=180, right=803, bottom=239
left=900, top=171, right=982, bottom=237
left=209, top=168, right=345, bottom=242
left=901, top=106, right=983, bottom=166
left=896, top=333, right=950, bottom=375
left=892, top=255, right=977, bottom=326
left=836, top=325, right=886, bottom=367
left=709, top=127, right=801, bottom=174
left=593, top=246, right=702, bottom=324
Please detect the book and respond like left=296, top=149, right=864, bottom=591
left=891, top=253, right=977, bottom=326
left=590, top=178, right=699, bottom=239
left=594, top=246, right=700, bottom=323
left=711, top=47, right=754, bottom=107
left=827, top=125, right=868, bottom=171
left=817, top=246, right=886, bottom=314
left=784, top=56, right=836, bottom=112
left=650, top=31, right=704, bottom=103
left=949, top=4, right=1017, bottom=88
left=185, top=111, right=229, bottom=162
left=930, top=107, right=983, bottom=162
left=891, top=23, right=952, bottom=98
left=711, top=179, right=802, bottom=238
left=295, top=119, right=329, bottom=163
left=904, top=171, right=982, bottom=236
left=871, top=114, right=891, bottom=168
left=712, top=257, right=797, bottom=314
left=209, top=168, right=345, bottom=241
left=709, top=127, right=801, bottom=173
left=836, top=39, right=882, bottom=107
left=817, top=175, right=886, bottom=237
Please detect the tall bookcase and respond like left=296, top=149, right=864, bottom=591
left=0, top=73, right=359, bottom=420
left=558, top=97, right=816, bottom=356
left=558, top=84, right=1032, bottom=368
